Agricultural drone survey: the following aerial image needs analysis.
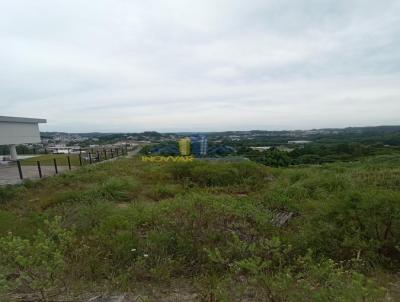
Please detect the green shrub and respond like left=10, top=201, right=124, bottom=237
left=0, top=185, right=23, bottom=204
left=166, top=161, right=269, bottom=187
left=146, top=183, right=181, bottom=201
left=0, top=217, right=73, bottom=301
left=93, top=177, right=139, bottom=201
left=295, top=189, right=400, bottom=269
left=54, top=177, right=139, bottom=205
left=265, top=253, right=386, bottom=301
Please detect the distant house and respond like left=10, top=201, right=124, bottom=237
left=288, top=140, right=312, bottom=144
left=0, top=116, right=46, bottom=160
left=47, top=146, right=81, bottom=154
left=250, top=146, right=271, bottom=152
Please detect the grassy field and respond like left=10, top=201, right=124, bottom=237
left=20, top=154, right=82, bottom=166
left=20, top=150, right=125, bottom=166
left=0, top=155, right=399, bottom=301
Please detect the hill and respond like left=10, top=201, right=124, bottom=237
left=0, top=155, right=399, bottom=301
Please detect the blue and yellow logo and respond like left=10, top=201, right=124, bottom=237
left=142, top=137, right=194, bottom=162
left=178, top=138, right=191, bottom=156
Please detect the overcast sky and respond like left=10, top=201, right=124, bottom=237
left=1, top=0, right=400, bottom=132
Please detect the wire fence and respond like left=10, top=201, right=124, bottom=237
left=12, top=146, right=129, bottom=181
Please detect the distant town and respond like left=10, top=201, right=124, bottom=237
left=2, top=125, right=399, bottom=166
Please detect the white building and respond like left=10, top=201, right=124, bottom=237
left=250, top=146, right=272, bottom=151
left=48, top=145, right=81, bottom=154
left=288, top=140, right=312, bottom=144
left=0, top=116, right=47, bottom=160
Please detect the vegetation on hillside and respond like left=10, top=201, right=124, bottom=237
left=239, top=143, right=400, bottom=167
left=0, top=155, right=399, bottom=301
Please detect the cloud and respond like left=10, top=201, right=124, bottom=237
left=0, top=0, right=399, bottom=132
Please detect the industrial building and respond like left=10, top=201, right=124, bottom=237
left=0, top=116, right=47, bottom=160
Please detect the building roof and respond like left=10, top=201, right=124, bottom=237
left=0, top=116, right=47, bottom=124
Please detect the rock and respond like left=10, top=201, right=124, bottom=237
left=87, top=295, right=126, bottom=302
left=271, top=211, right=294, bottom=227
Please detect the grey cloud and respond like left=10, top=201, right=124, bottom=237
left=0, top=0, right=399, bottom=132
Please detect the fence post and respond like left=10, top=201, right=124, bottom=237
left=116, top=148, right=119, bottom=156
left=53, top=158, right=58, bottom=174
left=104, top=149, right=107, bottom=160
left=89, top=152, right=92, bottom=164
left=67, top=156, right=71, bottom=170
left=96, top=151, right=100, bottom=162
left=79, top=154, right=82, bottom=166
left=37, top=161, right=42, bottom=178
left=17, top=160, right=23, bottom=180
left=111, top=149, right=114, bottom=158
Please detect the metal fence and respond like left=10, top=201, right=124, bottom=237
left=13, top=146, right=128, bottom=181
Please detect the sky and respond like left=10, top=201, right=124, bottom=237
left=1, top=0, right=400, bottom=132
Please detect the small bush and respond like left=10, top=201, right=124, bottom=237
left=0, top=185, right=23, bottom=204
left=295, top=189, right=400, bottom=269
left=95, top=177, right=139, bottom=201
left=54, top=177, right=139, bottom=205
left=265, top=253, right=386, bottom=301
left=166, top=161, right=270, bottom=187
left=146, top=184, right=181, bottom=201
left=0, top=217, right=73, bottom=301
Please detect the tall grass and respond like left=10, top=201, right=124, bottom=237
left=0, top=156, right=399, bottom=300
